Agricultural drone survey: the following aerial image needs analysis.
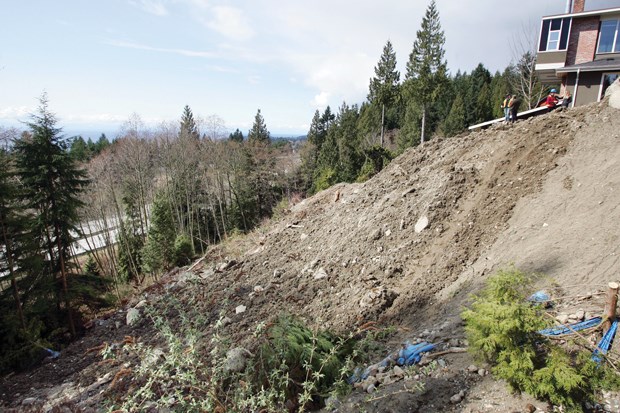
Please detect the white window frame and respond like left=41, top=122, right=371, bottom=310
left=599, top=72, right=620, bottom=101
left=547, top=29, right=561, bottom=51
left=597, top=19, right=620, bottom=54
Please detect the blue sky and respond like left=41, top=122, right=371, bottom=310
left=1, top=0, right=618, bottom=138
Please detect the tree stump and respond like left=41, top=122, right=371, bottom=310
left=603, top=282, right=619, bottom=334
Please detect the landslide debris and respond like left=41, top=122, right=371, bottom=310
left=2, top=98, right=620, bottom=412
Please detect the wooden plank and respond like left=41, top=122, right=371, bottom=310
left=468, top=105, right=552, bottom=131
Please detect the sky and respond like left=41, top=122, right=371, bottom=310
left=1, top=0, right=619, bottom=138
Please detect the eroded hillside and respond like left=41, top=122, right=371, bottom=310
left=2, top=97, right=620, bottom=412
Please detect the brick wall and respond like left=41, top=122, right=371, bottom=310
left=566, top=17, right=600, bottom=65
left=573, top=0, right=585, bottom=13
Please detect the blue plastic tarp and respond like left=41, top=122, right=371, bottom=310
left=538, top=317, right=602, bottom=336
left=592, top=320, right=618, bottom=364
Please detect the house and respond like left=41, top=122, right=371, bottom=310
left=535, top=0, right=620, bottom=106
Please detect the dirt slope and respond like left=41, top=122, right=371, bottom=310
left=2, top=98, right=620, bottom=412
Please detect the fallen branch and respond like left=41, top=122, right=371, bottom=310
left=188, top=255, right=206, bottom=272
left=427, top=347, right=467, bottom=359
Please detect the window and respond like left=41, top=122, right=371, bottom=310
left=597, top=19, right=620, bottom=54
left=600, top=72, right=620, bottom=100
left=539, top=18, right=572, bottom=52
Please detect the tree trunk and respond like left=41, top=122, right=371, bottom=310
left=55, top=222, right=76, bottom=338
left=420, top=106, right=427, bottom=145
left=380, top=104, right=385, bottom=147
left=603, top=282, right=619, bottom=334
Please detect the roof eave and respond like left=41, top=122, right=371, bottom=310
left=542, top=7, right=620, bottom=20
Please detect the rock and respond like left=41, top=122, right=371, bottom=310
left=235, top=305, right=247, bottom=314
left=414, top=216, right=429, bottom=233
left=216, top=260, right=236, bottom=272
left=145, top=348, right=165, bottom=366
left=221, top=317, right=233, bottom=326
left=525, top=403, right=536, bottom=413
left=313, top=267, right=328, bottom=280
left=22, top=397, right=38, bottom=406
left=438, top=359, right=447, bottom=368
left=254, top=285, right=264, bottom=293
left=384, top=228, right=392, bottom=237
left=556, top=313, right=570, bottom=324
left=467, top=364, right=478, bottom=373
left=178, top=271, right=197, bottom=282
left=478, top=368, right=486, bottom=376
left=325, top=395, right=341, bottom=411
left=366, top=383, right=376, bottom=394
left=392, top=365, right=405, bottom=377
left=126, top=308, right=141, bottom=326
left=224, top=347, right=252, bottom=373
left=575, top=309, right=585, bottom=320
left=134, top=299, right=148, bottom=309
left=450, top=390, right=465, bottom=404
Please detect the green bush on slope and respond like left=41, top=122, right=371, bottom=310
left=462, top=267, right=620, bottom=412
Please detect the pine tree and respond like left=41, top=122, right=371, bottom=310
left=404, top=0, right=448, bottom=145
left=368, top=40, right=400, bottom=146
left=141, top=192, right=176, bottom=275
left=469, top=64, right=493, bottom=124
left=13, top=93, right=89, bottom=337
left=180, top=105, right=200, bottom=141
left=442, top=94, right=466, bottom=137
left=229, top=128, right=244, bottom=142
left=247, top=109, right=270, bottom=144
left=0, top=149, right=26, bottom=330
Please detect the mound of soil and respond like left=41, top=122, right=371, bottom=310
left=2, top=98, right=620, bottom=412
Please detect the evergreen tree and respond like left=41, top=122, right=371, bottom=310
left=229, top=128, right=244, bottom=142
left=141, top=192, right=176, bottom=275
left=248, top=109, right=270, bottom=144
left=180, top=105, right=200, bottom=141
left=13, top=93, right=88, bottom=338
left=0, top=148, right=26, bottom=330
left=95, top=133, right=111, bottom=153
left=468, top=63, right=493, bottom=124
left=368, top=40, right=400, bottom=146
left=69, top=136, right=91, bottom=161
left=404, top=0, right=448, bottom=145
left=442, top=94, right=466, bottom=136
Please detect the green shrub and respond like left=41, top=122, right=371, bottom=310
left=256, top=315, right=358, bottom=408
left=110, top=300, right=360, bottom=412
left=173, top=234, right=194, bottom=266
left=462, top=267, right=620, bottom=412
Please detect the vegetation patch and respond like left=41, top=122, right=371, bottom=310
left=462, top=267, right=620, bottom=412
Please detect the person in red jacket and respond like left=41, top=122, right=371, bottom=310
left=544, top=89, right=559, bottom=108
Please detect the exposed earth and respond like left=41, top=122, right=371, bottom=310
left=2, top=88, right=620, bottom=412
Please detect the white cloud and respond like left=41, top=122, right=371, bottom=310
left=312, top=91, right=331, bottom=109
left=204, top=6, right=254, bottom=41
left=0, top=106, right=32, bottom=119
left=105, top=40, right=216, bottom=58
left=62, top=113, right=128, bottom=123
left=130, top=0, right=169, bottom=16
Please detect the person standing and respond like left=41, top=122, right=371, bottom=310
left=501, top=94, right=512, bottom=122
left=509, top=95, right=520, bottom=123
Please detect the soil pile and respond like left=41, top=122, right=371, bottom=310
left=2, top=98, right=620, bottom=412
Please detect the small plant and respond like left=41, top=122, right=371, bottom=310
left=255, top=315, right=360, bottom=411
left=462, top=267, right=620, bottom=412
